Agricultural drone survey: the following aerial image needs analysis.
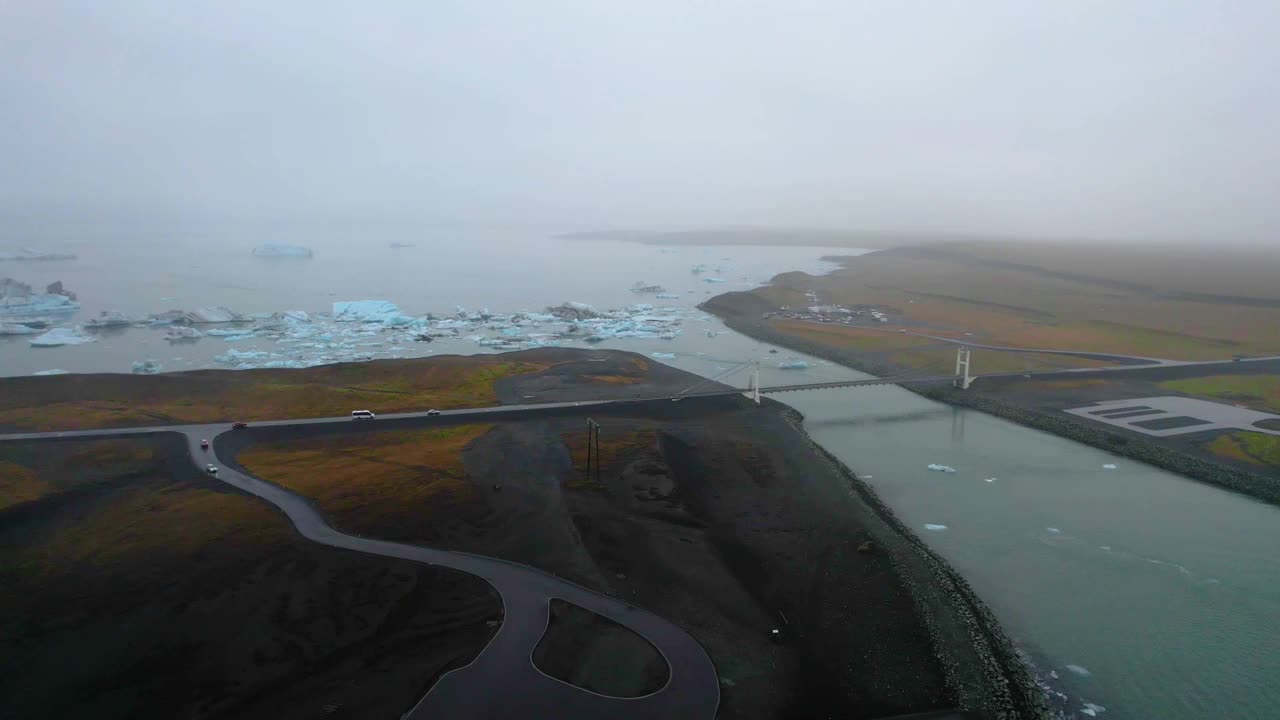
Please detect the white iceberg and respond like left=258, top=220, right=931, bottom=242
left=0, top=322, right=40, bottom=335
left=32, top=368, right=70, bottom=375
left=252, top=243, right=314, bottom=258
left=0, top=247, right=76, bottom=262
left=1080, top=703, right=1107, bottom=717
left=924, top=524, right=948, bottom=531
left=1065, top=664, right=1091, bottom=677
left=651, top=352, right=676, bottom=360
left=85, top=310, right=138, bottom=327
left=149, top=307, right=246, bottom=324
left=131, top=359, right=162, bottom=374
left=702, top=277, right=727, bottom=283
left=164, top=326, right=204, bottom=341
left=333, top=300, right=402, bottom=323
left=778, top=360, right=809, bottom=370
left=0, top=278, right=79, bottom=316
left=1046, top=527, right=1061, bottom=534
left=214, top=348, right=270, bottom=366
left=30, top=326, right=97, bottom=347
left=984, top=477, right=997, bottom=483
left=1102, top=463, right=1117, bottom=470
left=927, top=464, right=957, bottom=473
left=655, top=293, right=680, bottom=299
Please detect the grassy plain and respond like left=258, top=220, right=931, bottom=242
left=1206, top=433, right=1280, bottom=467
left=1161, top=375, right=1280, bottom=413
left=746, top=243, right=1280, bottom=362
left=239, top=425, right=493, bottom=543
left=0, top=356, right=546, bottom=432
left=0, top=435, right=498, bottom=720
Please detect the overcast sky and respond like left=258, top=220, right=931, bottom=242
left=2, top=1, right=1277, bottom=239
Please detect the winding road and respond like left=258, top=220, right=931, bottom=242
left=0, top=403, right=721, bottom=720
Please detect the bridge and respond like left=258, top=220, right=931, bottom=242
left=677, top=347, right=1280, bottom=404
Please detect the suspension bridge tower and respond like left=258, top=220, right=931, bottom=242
left=954, top=347, right=973, bottom=389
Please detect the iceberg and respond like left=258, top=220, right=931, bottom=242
left=651, top=352, right=676, bottom=360
left=252, top=243, right=314, bottom=258
left=0, top=277, right=79, bottom=316
left=0, top=322, right=40, bottom=335
left=148, top=307, right=246, bottom=324
left=85, top=310, right=138, bottom=328
left=655, top=293, right=680, bottom=299
left=927, top=464, right=957, bottom=473
left=214, top=349, right=270, bottom=366
left=546, top=302, right=600, bottom=320
left=131, top=359, right=162, bottom=375
left=164, top=326, right=203, bottom=341
left=0, top=247, right=77, bottom=262
left=1102, top=463, right=1117, bottom=470
left=778, top=360, right=809, bottom=370
left=30, top=326, right=97, bottom=347
left=1065, top=664, right=1091, bottom=677
left=702, top=277, right=727, bottom=283
left=984, top=477, right=997, bottom=483
left=924, top=524, right=948, bottom=531
left=333, top=300, right=402, bottom=322
left=33, top=368, right=70, bottom=375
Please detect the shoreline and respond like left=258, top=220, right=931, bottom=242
left=703, top=302, right=1280, bottom=507
left=777, top=404, right=1050, bottom=718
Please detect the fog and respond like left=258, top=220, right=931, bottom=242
left=2, top=1, right=1277, bottom=241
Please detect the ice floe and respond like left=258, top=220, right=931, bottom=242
left=1065, top=664, right=1091, bottom=677
left=164, top=326, right=204, bottom=341
left=0, top=247, right=77, bottom=262
left=651, top=352, right=676, bottom=360
left=149, top=307, right=247, bottom=324
left=33, top=368, right=70, bottom=375
left=30, top=326, right=96, bottom=347
left=0, top=278, right=79, bottom=316
left=1102, top=463, right=1118, bottom=470
left=333, top=300, right=403, bottom=323
left=86, top=310, right=139, bottom=328
left=131, top=359, right=162, bottom=374
left=927, top=464, right=957, bottom=473
left=0, top=322, right=40, bottom=335
left=924, top=524, right=948, bottom=531
left=252, top=243, right=314, bottom=258
left=1080, top=702, right=1107, bottom=716
left=702, top=277, right=727, bottom=283
left=984, top=477, right=997, bottom=483
left=778, top=360, right=809, bottom=370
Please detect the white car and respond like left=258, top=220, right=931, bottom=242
left=206, top=464, right=218, bottom=474
left=426, top=409, right=441, bottom=416
left=351, top=410, right=376, bottom=420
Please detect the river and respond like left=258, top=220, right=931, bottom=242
left=3, top=221, right=1278, bottom=719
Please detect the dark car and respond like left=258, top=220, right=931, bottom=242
left=200, top=439, right=209, bottom=449
left=232, top=422, right=248, bottom=429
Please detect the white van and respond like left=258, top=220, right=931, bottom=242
left=351, top=410, right=376, bottom=420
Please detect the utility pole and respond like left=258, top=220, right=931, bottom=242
left=954, top=347, right=973, bottom=389
left=584, top=418, right=601, bottom=484
left=750, top=362, right=761, bottom=404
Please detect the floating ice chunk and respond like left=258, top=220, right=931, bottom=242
left=924, top=524, right=948, bottom=531
left=85, top=310, right=138, bottom=327
left=333, top=300, right=402, bottom=322
left=690, top=263, right=708, bottom=274
left=1102, top=463, right=1117, bottom=470
left=206, top=327, right=255, bottom=338
left=651, top=352, right=676, bottom=359
left=33, top=368, right=70, bottom=375
left=131, top=359, right=162, bottom=374
left=0, top=322, right=40, bottom=335
left=164, top=326, right=203, bottom=341
left=984, top=477, right=997, bottom=483
left=1080, top=703, right=1107, bottom=716
left=655, top=293, right=680, bottom=299
left=282, top=310, right=312, bottom=323
left=30, top=326, right=96, bottom=347
left=381, top=314, right=416, bottom=328
left=1049, top=670, right=1059, bottom=679
left=252, top=243, right=313, bottom=258
left=927, top=464, right=957, bottom=473
left=1065, top=664, right=1091, bottom=677
left=778, top=360, right=809, bottom=370
left=214, top=348, right=270, bottom=365
left=0, top=247, right=76, bottom=262
left=702, top=277, right=727, bottom=283
left=0, top=278, right=79, bottom=315
left=1046, top=527, right=1061, bottom=534
left=188, top=306, right=246, bottom=323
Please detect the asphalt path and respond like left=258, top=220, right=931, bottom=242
left=0, top=406, right=720, bottom=720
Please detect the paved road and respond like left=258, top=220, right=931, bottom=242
left=1, top=407, right=720, bottom=720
